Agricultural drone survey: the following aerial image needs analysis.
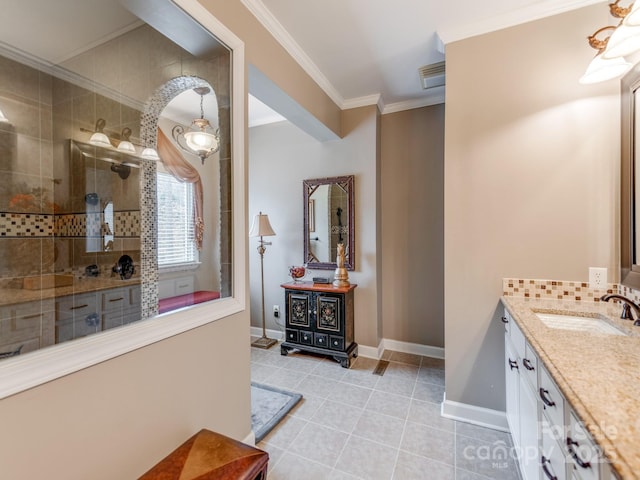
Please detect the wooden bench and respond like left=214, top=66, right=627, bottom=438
left=139, top=429, right=268, bottom=480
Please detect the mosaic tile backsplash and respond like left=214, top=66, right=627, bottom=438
left=502, top=277, right=640, bottom=304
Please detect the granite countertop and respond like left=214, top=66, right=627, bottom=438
left=0, top=275, right=141, bottom=307
left=501, top=296, right=640, bottom=479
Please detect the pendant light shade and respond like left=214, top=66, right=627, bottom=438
left=171, top=86, right=220, bottom=165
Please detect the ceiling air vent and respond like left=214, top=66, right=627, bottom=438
left=419, top=61, right=445, bottom=90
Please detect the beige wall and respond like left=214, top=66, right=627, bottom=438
left=0, top=315, right=250, bottom=478
left=444, top=4, right=620, bottom=410
left=381, top=105, right=445, bottom=347
left=248, top=106, right=381, bottom=348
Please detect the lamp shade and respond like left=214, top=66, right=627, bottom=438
left=89, top=131, right=112, bottom=148
left=0, top=108, right=9, bottom=123
left=579, top=52, right=632, bottom=84
left=249, top=212, right=276, bottom=237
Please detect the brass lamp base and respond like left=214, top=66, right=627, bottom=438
left=251, top=336, right=278, bottom=349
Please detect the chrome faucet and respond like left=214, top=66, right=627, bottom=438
left=600, top=294, right=640, bottom=326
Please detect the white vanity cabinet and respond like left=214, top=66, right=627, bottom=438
left=56, top=284, right=141, bottom=343
left=0, top=300, right=55, bottom=355
left=503, top=308, right=618, bottom=480
left=503, top=311, right=539, bottom=480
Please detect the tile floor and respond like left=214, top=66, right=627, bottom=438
left=250, top=342, right=522, bottom=480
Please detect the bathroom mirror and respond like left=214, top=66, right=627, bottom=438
left=621, top=67, right=640, bottom=289
left=303, top=175, right=355, bottom=270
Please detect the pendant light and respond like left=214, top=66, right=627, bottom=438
left=171, top=87, right=220, bottom=164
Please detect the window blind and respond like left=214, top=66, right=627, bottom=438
left=157, top=172, right=197, bottom=267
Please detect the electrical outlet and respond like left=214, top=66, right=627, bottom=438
left=273, top=305, right=280, bottom=318
left=589, top=267, right=607, bottom=289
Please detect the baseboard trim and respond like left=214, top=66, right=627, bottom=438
left=381, top=338, right=445, bottom=359
left=250, top=326, right=284, bottom=341
left=355, top=344, right=380, bottom=359
left=441, top=394, right=509, bottom=432
left=249, top=329, right=445, bottom=361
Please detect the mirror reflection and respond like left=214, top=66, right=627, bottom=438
left=303, top=175, right=355, bottom=270
left=0, top=0, right=232, bottom=360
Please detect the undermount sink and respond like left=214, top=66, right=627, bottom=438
left=535, top=313, right=625, bottom=336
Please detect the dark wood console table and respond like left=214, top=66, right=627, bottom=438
left=280, top=281, right=357, bottom=368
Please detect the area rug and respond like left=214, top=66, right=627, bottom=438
left=251, top=382, right=302, bottom=442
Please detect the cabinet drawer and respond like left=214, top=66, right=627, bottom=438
left=285, top=329, right=299, bottom=343
left=56, top=292, right=97, bottom=315
left=102, top=288, right=129, bottom=312
left=329, top=335, right=344, bottom=350
left=541, top=426, right=567, bottom=480
left=568, top=412, right=599, bottom=480
left=313, top=332, right=328, bottom=348
left=522, top=343, right=538, bottom=389
left=540, top=365, right=565, bottom=429
left=299, top=331, right=313, bottom=345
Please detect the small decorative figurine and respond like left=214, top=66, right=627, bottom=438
left=333, top=243, right=350, bottom=287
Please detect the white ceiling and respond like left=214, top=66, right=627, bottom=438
left=0, top=0, right=605, bottom=125
left=243, top=0, right=605, bottom=112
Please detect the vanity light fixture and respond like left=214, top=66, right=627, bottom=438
left=581, top=0, right=640, bottom=83
left=580, top=25, right=632, bottom=84
left=89, top=118, right=112, bottom=148
left=81, top=120, right=160, bottom=161
left=117, top=127, right=136, bottom=154
left=141, top=147, right=160, bottom=161
left=171, top=87, right=220, bottom=164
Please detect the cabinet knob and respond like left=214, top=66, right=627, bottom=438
left=523, top=358, right=535, bottom=371
left=508, top=359, right=518, bottom=371
left=539, top=388, right=556, bottom=407
left=501, top=316, right=509, bottom=324
left=566, top=437, right=591, bottom=469
left=334, top=341, right=339, bottom=345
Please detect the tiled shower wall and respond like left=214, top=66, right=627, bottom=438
left=0, top=22, right=232, bottom=313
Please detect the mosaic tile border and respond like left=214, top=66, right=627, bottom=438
left=0, top=211, right=140, bottom=238
left=502, top=278, right=617, bottom=302
left=0, top=213, right=54, bottom=237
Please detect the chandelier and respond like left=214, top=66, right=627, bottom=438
left=171, top=87, right=220, bottom=164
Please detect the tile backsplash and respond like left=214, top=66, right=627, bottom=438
left=503, top=277, right=640, bottom=304
left=502, top=278, right=616, bottom=302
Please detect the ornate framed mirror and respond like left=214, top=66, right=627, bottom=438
left=303, top=175, right=355, bottom=270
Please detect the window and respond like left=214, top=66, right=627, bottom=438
left=157, top=172, right=198, bottom=268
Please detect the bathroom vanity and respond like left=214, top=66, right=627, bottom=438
left=501, top=296, right=639, bottom=479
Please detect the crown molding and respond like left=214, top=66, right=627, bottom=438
left=438, top=0, right=605, bottom=45
left=342, top=94, right=382, bottom=111
left=241, top=0, right=344, bottom=107
left=382, top=89, right=445, bottom=115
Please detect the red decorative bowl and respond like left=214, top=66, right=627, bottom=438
left=289, top=265, right=306, bottom=282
